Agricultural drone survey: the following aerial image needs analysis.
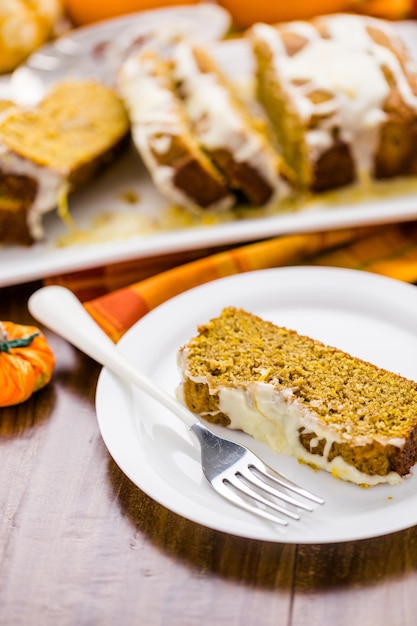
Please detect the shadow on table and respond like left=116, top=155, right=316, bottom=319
left=107, top=456, right=417, bottom=592
left=0, top=383, right=56, bottom=437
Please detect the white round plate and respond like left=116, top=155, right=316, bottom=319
left=96, top=266, right=417, bottom=543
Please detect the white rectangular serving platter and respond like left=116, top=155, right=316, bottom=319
left=1, top=13, right=417, bottom=287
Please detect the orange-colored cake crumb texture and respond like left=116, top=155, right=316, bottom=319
left=0, top=80, right=129, bottom=245
left=250, top=13, right=417, bottom=194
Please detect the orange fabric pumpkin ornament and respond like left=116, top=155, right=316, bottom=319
left=0, top=321, right=55, bottom=407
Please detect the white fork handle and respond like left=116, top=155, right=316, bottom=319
left=28, top=285, right=197, bottom=428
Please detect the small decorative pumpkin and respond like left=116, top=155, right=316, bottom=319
left=0, top=321, right=55, bottom=407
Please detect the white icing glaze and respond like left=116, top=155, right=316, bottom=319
left=220, top=384, right=406, bottom=485
left=219, top=384, right=404, bottom=486
left=118, top=50, right=235, bottom=211
left=177, top=342, right=405, bottom=486
left=0, top=145, right=66, bottom=239
left=252, top=14, right=417, bottom=180
left=173, top=41, right=290, bottom=201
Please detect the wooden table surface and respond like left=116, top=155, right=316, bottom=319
left=1, top=279, right=417, bottom=626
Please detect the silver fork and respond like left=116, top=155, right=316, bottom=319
left=28, top=286, right=324, bottom=526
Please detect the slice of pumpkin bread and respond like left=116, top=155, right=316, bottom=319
left=178, top=306, right=417, bottom=486
left=0, top=80, right=129, bottom=245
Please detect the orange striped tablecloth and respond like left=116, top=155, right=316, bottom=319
left=44, top=220, right=417, bottom=342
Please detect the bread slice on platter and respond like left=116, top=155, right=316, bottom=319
left=249, top=13, right=417, bottom=192
left=172, top=41, right=293, bottom=206
left=117, top=48, right=235, bottom=212
left=0, top=80, right=129, bottom=245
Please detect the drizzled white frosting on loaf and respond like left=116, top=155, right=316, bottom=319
left=252, top=14, right=417, bottom=178
left=217, top=383, right=403, bottom=486
left=0, top=145, right=67, bottom=240
left=118, top=51, right=234, bottom=211
left=177, top=347, right=404, bottom=486
left=173, top=41, right=290, bottom=201
left=119, top=53, right=191, bottom=207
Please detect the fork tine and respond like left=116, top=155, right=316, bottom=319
left=224, top=474, right=301, bottom=520
left=212, top=476, right=292, bottom=525
left=237, top=466, right=314, bottom=512
left=245, top=451, right=325, bottom=506
left=192, top=422, right=324, bottom=524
